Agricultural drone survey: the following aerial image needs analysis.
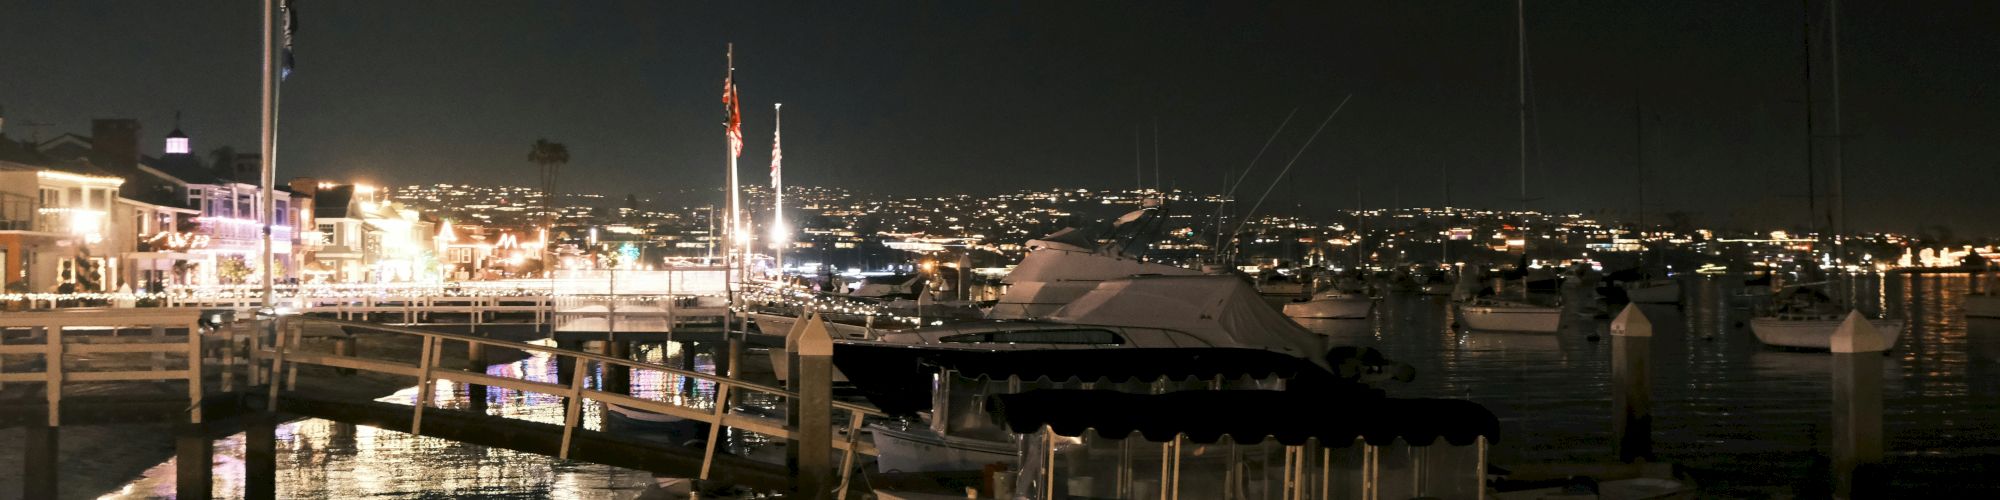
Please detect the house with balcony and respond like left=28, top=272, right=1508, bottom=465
left=0, top=159, right=128, bottom=292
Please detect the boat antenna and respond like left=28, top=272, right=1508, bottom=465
left=1209, top=108, right=1300, bottom=259
left=1223, top=95, right=1354, bottom=259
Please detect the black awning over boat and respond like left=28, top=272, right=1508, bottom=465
left=832, top=343, right=1336, bottom=416
left=988, top=389, right=1499, bottom=447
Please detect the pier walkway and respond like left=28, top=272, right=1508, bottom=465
left=0, top=307, right=873, bottom=499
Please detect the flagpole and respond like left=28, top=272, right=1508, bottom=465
left=724, top=44, right=742, bottom=312
left=259, top=0, right=277, bottom=311
left=771, top=102, right=784, bottom=277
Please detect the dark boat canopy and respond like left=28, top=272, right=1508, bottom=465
left=988, top=389, right=1499, bottom=447
left=833, top=343, right=1337, bottom=416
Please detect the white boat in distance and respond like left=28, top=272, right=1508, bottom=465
left=1749, top=314, right=1903, bottom=351
left=1459, top=299, right=1562, bottom=333
left=1283, top=291, right=1372, bottom=319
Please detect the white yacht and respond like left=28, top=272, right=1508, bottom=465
left=1749, top=286, right=1903, bottom=351
left=1458, top=298, right=1562, bottom=334
left=850, top=274, right=1332, bottom=473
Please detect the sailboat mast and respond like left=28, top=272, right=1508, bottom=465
left=1829, top=0, right=1845, bottom=267
left=1516, top=0, right=1529, bottom=213
left=1802, top=0, right=1819, bottom=241
left=1441, top=162, right=1450, bottom=264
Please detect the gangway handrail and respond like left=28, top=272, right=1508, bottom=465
left=263, top=314, right=881, bottom=490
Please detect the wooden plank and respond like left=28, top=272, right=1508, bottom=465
left=441, top=371, right=569, bottom=396
left=282, top=352, right=422, bottom=377
left=68, top=343, right=193, bottom=354
left=0, top=373, right=43, bottom=382
left=65, top=370, right=193, bottom=382
left=587, top=391, right=716, bottom=422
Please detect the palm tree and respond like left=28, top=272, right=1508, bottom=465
left=527, top=139, right=569, bottom=272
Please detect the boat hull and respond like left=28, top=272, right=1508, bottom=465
left=1625, top=282, right=1682, bottom=304
left=1749, top=317, right=1903, bottom=351
left=1967, top=294, right=2000, bottom=318
left=870, top=425, right=1017, bottom=473
left=1459, top=305, right=1562, bottom=333
left=1283, top=297, right=1372, bottom=319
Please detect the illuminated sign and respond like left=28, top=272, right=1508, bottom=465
left=148, top=231, right=211, bottom=251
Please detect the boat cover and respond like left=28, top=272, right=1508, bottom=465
left=832, top=343, right=1337, bottom=416
left=988, top=389, right=1499, bottom=447
left=1046, top=274, right=1326, bottom=363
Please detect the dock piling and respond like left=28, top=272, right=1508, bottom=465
left=246, top=412, right=278, bottom=499
left=1830, top=311, right=1886, bottom=498
left=176, top=419, right=212, bottom=500
left=605, top=340, right=633, bottom=395
left=786, top=312, right=836, bottom=498
left=23, top=424, right=58, bottom=500
left=1610, top=303, right=1654, bottom=462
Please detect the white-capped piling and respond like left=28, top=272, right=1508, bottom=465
left=785, top=312, right=836, bottom=498
left=1830, top=310, right=1885, bottom=498
left=1610, top=303, right=1654, bottom=462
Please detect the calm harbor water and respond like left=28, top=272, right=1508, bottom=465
left=105, top=273, right=1999, bottom=498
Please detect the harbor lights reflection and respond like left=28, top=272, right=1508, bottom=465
left=104, top=339, right=782, bottom=498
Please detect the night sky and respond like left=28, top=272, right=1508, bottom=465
left=3, top=1, right=1996, bottom=233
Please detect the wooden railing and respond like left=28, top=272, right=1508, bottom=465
left=261, top=315, right=882, bottom=493
left=0, top=308, right=207, bottom=426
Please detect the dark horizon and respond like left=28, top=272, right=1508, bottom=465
left=3, top=1, right=1996, bottom=234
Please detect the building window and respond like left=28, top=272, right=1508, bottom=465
left=318, top=223, right=335, bottom=245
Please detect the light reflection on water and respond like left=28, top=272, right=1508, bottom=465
left=104, top=274, right=2000, bottom=497
left=110, top=339, right=768, bottom=498
left=1311, top=274, right=2000, bottom=495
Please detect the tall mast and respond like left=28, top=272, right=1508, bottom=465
left=1829, top=0, right=1845, bottom=267
left=1441, top=163, right=1451, bottom=264
left=258, top=0, right=277, bottom=308
left=1516, top=0, right=1529, bottom=213
left=1802, top=0, right=1818, bottom=241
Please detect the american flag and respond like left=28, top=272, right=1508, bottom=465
left=281, top=0, right=297, bottom=80
left=769, top=110, right=782, bottom=189
left=723, top=78, right=742, bottom=158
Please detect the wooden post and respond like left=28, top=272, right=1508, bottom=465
left=176, top=419, right=212, bottom=500
left=788, top=312, right=836, bottom=498
left=605, top=340, right=632, bottom=395
left=782, top=310, right=808, bottom=469
left=332, top=335, right=357, bottom=376
left=1830, top=310, right=1885, bottom=498
left=245, top=412, right=278, bottom=499
left=23, top=424, right=58, bottom=499
left=1610, top=304, right=1654, bottom=462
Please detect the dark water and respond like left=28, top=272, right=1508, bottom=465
left=108, top=274, right=2000, bottom=498
left=1303, top=273, right=2000, bottom=497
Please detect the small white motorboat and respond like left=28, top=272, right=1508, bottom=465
left=1624, top=279, right=1682, bottom=304
left=1965, top=293, right=2000, bottom=318
left=1749, top=314, right=1903, bottom=351
left=869, top=423, right=1018, bottom=473
left=1458, top=299, right=1562, bottom=333
left=1283, top=291, right=1372, bottom=319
